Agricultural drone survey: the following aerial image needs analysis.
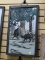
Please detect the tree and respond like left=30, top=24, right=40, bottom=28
left=10, top=8, right=37, bottom=32
left=29, top=8, right=37, bottom=32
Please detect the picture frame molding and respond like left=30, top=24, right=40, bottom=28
left=6, top=5, right=39, bottom=57
left=0, top=6, right=5, bottom=47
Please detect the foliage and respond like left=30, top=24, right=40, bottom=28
left=10, top=8, right=37, bottom=21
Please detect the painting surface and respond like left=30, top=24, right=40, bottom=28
left=8, top=7, right=38, bottom=56
left=0, top=9, right=2, bottom=37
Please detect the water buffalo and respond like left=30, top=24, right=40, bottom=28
left=21, top=33, right=33, bottom=42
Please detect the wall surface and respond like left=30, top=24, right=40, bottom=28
left=0, top=0, right=45, bottom=60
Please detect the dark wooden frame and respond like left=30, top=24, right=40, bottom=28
left=6, top=5, right=39, bottom=57
left=0, top=7, right=5, bottom=47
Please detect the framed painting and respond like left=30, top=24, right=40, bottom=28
left=6, top=5, right=39, bottom=57
left=0, top=7, right=5, bottom=47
